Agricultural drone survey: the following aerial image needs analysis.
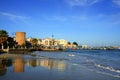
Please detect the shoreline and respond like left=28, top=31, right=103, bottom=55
left=0, top=53, right=23, bottom=59
left=0, top=48, right=37, bottom=53
left=0, top=48, right=65, bottom=53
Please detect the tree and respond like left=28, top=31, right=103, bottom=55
left=26, top=41, right=32, bottom=48
left=31, top=38, right=38, bottom=47
left=73, top=42, right=78, bottom=46
left=67, top=42, right=71, bottom=45
left=0, top=30, right=8, bottom=49
left=0, top=30, right=8, bottom=37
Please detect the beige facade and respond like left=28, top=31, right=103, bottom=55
left=15, top=32, right=26, bottom=46
left=40, top=38, right=68, bottom=48
left=58, top=39, right=68, bottom=47
left=41, top=38, right=54, bottom=47
left=54, top=39, right=59, bottom=46
left=26, top=38, right=32, bottom=42
left=37, top=39, right=42, bottom=45
left=26, top=37, right=69, bottom=48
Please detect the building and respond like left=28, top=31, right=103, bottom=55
left=37, top=39, right=42, bottom=45
left=41, top=38, right=54, bottom=47
left=58, top=39, right=68, bottom=48
left=26, top=37, right=69, bottom=49
left=15, top=32, right=26, bottom=46
left=53, top=39, right=59, bottom=46
left=82, top=45, right=88, bottom=49
left=26, top=38, right=32, bottom=42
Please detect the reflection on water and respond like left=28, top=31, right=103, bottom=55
left=13, top=58, right=24, bottom=73
left=26, top=59, right=67, bottom=71
left=0, top=58, right=66, bottom=76
left=25, top=59, right=67, bottom=71
left=0, top=59, right=12, bottom=76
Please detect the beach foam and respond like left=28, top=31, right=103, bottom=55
left=68, top=54, right=75, bottom=57
left=95, top=64, right=120, bottom=73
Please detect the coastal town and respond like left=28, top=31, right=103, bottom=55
left=0, top=30, right=120, bottom=53
left=0, top=30, right=79, bottom=53
left=1, top=0, right=120, bottom=80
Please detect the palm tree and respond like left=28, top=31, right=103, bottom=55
left=67, top=42, right=71, bottom=45
left=0, top=30, right=8, bottom=49
left=0, top=30, right=8, bottom=37
left=31, top=38, right=38, bottom=48
left=73, top=42, right=78, bottom=46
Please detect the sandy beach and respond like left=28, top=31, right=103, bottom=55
left=0, top=50, right=120, bottom=80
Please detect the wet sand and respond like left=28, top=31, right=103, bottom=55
left=0, top=52, right=120, bottom=80
left=0, top=53, right=23, bottom=58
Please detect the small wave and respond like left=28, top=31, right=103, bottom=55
left=72, top=63, right=79, bottom=66
left=68, top=54, right=75, bottom=57
left=95, top=64, right=120, bottom=73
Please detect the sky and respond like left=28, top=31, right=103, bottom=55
left=0, top=0, right=120, bottom=46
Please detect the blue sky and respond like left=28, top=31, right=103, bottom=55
left=0, top=0, right=120, bottom=46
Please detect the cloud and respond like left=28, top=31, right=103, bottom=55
left=113, top=0, right=120, bottom=6
left=94, top=13, right=120, bottom=27
left=0, top=12, right=28, bottom=23
left=43, top=15, right=90, bottom=22
left=71, top=15, right=88, bottom=21
left=109, top=13, right=120, bottom=25
left=44, top=16, right=67, bottom=21
left=65, top=0, right=100, bottom=7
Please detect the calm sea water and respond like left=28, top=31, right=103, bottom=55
left=0, top=50, right=120, bottom=80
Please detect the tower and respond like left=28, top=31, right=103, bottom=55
left=15, top=32, right=26, bottom=46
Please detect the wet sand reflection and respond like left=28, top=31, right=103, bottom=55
left=0, top=59, right=12, bottom=76
left=0, top=57, right=67, bottom=76
left=13, top=58, right=24, bottom=73
left=26, top=59, right=67, bottom=71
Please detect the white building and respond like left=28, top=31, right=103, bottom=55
left=26, top=37, right=69, bottom=49
left=26, top=38, right=32, bottom=42
left=82, top=45, right=88, bottom=49
left=58, top=39, right=68, bottom=48
left=41, top=38, right=54, bottom=47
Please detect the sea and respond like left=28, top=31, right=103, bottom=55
left=0, top=49, right=120, bottom=80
